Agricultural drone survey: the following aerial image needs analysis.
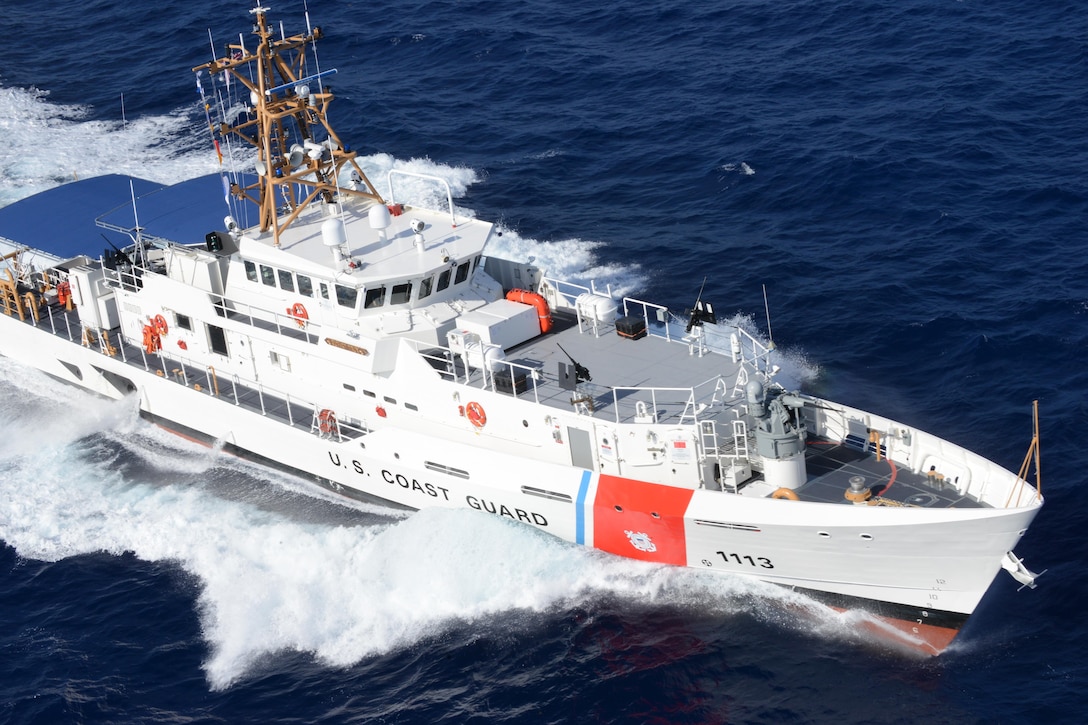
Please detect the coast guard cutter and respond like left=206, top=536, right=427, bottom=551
left=0, top=4, right=1044, bottom=655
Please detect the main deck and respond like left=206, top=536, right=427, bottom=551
left=2, top=266, right=987, bottom=512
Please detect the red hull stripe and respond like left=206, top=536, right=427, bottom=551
left=592, top=474, right=694, bottom=565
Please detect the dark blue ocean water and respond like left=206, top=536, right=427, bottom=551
left=1, top=0, right=1085, bottom=722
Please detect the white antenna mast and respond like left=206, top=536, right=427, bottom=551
left=762, top=283, right=776, bottom=350
left=129, top=179, right=145, bottom=265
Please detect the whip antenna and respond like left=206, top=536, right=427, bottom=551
left=762, top=283, right=776, bottom=349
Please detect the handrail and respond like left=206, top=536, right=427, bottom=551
left=539, top=275, right=592, bottom=311
left=386, top=169, right=458, bottom=228
left=621, top=296, right=671, bottom=342
left=609, top=385, right=696, bottom=424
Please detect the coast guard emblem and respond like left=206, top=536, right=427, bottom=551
left=624, top=530, right=657, bottom=553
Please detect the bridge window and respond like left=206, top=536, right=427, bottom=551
left=244, top=260, right=258, bottom=282
left=335, top=284, right=359, bottom=309
left=454, top=260, right=470, bottom=284
left=391, top=282, right=412, bottom=305
left=418, top=275, right=434, bottom=300
left=364, top=285, right=386, bottom=309
left=260, top=264, right=276, bottom=286
left=297, top=275, right=313, bottom=297
left=437, top=269, right=452, bottom=292
left=278, top=269, right=295, bottom=292
left=319, top=282, right=330, bottom=300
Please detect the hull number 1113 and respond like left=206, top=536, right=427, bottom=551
left=717, top=551, right=774, bottom=569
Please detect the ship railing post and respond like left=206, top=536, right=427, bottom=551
left=64, top=310, right=73, bottom=341
left=160, top=353, right=169, bottom=379
left=140, top=345, right=149, bottom=371
left=286, top=393, right=294, bottom=426
left=230, top=375, right=240, bottom=405
left=207, top=366, right=219, bottom=397
left=258, top=384, right=267, bottom=416
left=47, top=303, right=56, bottom=335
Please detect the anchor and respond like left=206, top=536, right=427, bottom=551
left=1000, top=551, right=1046, bottom=591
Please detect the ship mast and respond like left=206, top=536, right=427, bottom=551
left=194, top=4, right=383, bottom=247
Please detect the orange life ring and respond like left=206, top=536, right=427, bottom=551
left=771, top=487, right=800, bottom=501
left=465, top=401, right=487, bottom=428
left=287, top=302, right=309, bottom=328
left=505, top=288, right=552, bottom=334
left=318, top=408, right=338, bottom=436
left=153, top=314, right=169, bottom=335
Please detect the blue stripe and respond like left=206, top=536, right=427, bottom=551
left=575, top=470, right=592, bottom=545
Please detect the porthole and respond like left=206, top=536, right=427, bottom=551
left=651, top=512, right=660, bottom=519
left=817, top=531, right=831, bottom=538
left=859, top=533, right=873, bottom=541
left=614, top=505, right=623, bottom=512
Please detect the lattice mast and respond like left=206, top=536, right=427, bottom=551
left=194, top=5, right=383, bottom=246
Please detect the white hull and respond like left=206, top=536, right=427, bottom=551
left=0, top=308, right=1039, bottom=653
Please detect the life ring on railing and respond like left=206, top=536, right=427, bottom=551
left=465, top=401, right=487, bottom=428
left=142, top=325, right=161, bottom=354
left=287, top=302, right=309, bottom=328
left=771, top=487, right=800, bottom=501
left=153, top=314, right=169, bottom=335
left=505, top=288, right=552, bottom=334
left=318, top=408, right=338, bottom=436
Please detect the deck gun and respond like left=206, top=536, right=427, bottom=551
left=685, top=276, right=717, bottom=333
left=556, top=342, right=592, bottom=384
